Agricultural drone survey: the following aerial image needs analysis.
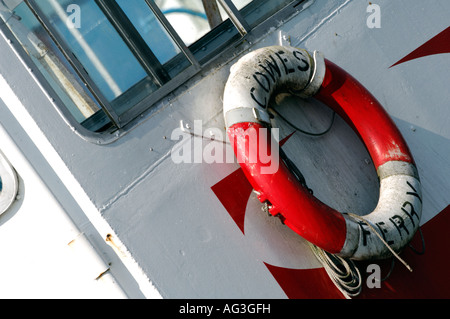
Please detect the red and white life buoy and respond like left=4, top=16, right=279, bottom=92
left=223, top=46, right=422, bottom=260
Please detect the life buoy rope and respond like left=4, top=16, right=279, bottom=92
left=223, top=46, right=422, bottom=260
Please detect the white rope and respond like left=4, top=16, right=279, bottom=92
left=309, top=213, right=416, bottom=298
left=346, top=213, right=413, bottom=272
left=309, top=243, right=362, bottom=299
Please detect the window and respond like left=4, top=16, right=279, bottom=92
left=1, top=0, right=302, bottom=133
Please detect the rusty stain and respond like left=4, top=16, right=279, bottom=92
left=106, top=233, right=118, bottom=247
left=105, top=233, right=128, bottom=259
left=105, top=233, right=123, bottom=254
left=95, top=266, right=111, bottom=281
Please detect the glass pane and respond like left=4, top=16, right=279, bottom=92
left=7, top=2, right=102, bottom=124
left=233, top=0, right=293, bottom=27
left=31, top=0, right=151, bottom=103
left=231, top=0, right=253, bottom=10
left=115, top=0, right=191, bottom=80
left=116, top=0, right=181, bottom=64
left=156, top=0, right=222, bottom=46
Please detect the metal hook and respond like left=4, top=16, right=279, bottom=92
left=179, top=120, right=229, bottom=145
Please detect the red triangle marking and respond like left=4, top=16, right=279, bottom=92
left=211, top=168, right=252, bottom=234
left=390, top=26, right=450, bottom=68
left=264, top=263, right=345, bottom=299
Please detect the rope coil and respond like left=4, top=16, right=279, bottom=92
left=309, top=243, right=362, bottom=299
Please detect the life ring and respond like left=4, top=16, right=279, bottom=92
left=223, top=46, right=422, bottom=260
left=0, top=150, right=18, bottom=216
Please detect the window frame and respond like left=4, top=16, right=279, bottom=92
left=14, top=0, right=310, bottom=138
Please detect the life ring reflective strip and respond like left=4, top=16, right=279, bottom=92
left=223, top=46, right=422, bottom=260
